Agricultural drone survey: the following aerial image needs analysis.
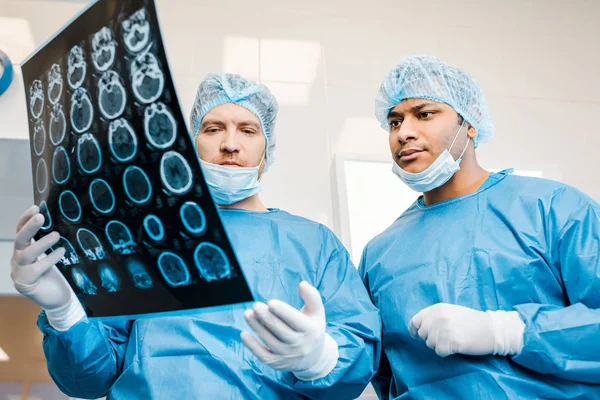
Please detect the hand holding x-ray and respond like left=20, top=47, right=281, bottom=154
left=241, top=281, right=339, bottom=381
left=10, top=205, right=84, bottom=331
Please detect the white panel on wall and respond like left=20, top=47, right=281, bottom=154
left=335, top=154, right=545, bottom=265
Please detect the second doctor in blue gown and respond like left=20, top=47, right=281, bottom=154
left=360, top=55, right=600, bottom=399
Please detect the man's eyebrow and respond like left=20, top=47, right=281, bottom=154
left=410, top=101, right=438, bottom=113
left=388, top=101, right=440, bottom=119
left=238, top=120, right=261, bottom=129
left=200, top=119, right=226, bottom=129
left=388, top=110, right=403, bottom=119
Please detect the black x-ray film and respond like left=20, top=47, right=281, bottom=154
left=21, top=0, right=254, bottom=319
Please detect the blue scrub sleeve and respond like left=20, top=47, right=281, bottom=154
left=289, top=228, right=382, bottom=399
left=38, top=311, right=132, bottom=398
left=513, top=187, right=600, bottom=383
left=359, top=246, right=391, bottom=400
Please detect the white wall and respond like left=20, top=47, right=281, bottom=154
left=0, top=242, right=17, bottom=295
left=0, top=1, right=598, bottom=398
left=0, top=0, right=598, bottom=270
left=1, top=0, right=599, bottom=231
left=0, top=137, right=33, bottom=296
left=0, top=0, right=86, bottom=139
left=0, top=0, right=598, bottom=272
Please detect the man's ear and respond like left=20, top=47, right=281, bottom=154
left=467, top=123, right=478, bottom=140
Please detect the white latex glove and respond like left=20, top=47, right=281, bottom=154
left=10, top=206, right=85, bottom=331
left=408, top=303, right=525, bottom=358
left=240, top=281, right=339, bottom=381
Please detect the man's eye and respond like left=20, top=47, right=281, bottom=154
left=390, top=120, right=402, bottom=128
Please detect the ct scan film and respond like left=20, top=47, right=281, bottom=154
left=21, top=0, right=254, bottom=319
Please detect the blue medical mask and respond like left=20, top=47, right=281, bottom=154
left=200, top=157, right=263, bottom=205
left=392, top=121, right=469, bottom=193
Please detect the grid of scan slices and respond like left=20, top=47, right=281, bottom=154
left=26, top=5, right=239, bottom=311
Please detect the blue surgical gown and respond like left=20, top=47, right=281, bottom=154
left=359, top=170, right=600, bottom=399
left=38, top=208, right=381, bottom=399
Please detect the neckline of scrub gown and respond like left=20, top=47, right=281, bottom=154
left=415, top=168, right=514, bottom=210
left=218, top=207, right=281, bottom=215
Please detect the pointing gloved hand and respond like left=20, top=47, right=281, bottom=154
left=408, top=303, right=525, bottom=358
left=10, top=206, right=85, bottom=331
left=241, top=281, right=339, bottom=381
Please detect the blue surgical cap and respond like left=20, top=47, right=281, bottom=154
left=190, top=73, right=278, bottom=170
left=375, top=55, right=494, bottom=147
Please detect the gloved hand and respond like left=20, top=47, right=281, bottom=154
left=10, top=206, right=85, bottom=331
left=241, top=281, right=339, bottom=381
left=408, top=303, right=525, bottom=358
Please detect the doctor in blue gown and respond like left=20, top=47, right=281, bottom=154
left=359, top=55, right=600, bottom=399
left=10, top=73, right=381, bottom=399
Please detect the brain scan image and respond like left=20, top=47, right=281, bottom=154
left=36, top=158, right=48, bottom=194
left=180, top=201, right=206, bottom=236
left=77, top=228, right=106, bottom=261
left=33, top=120, right=46, bottom=156
left=72, top=268, right=98, bottom=295
left=108, top=118, right=138, bottom=163
left=143, top=214, right=164, bottom=242
left=47, top=64, right=63, bottom=104
left=160, top=151, right=193, bottom=195
left=39, top=201, right=52, bottom=231
left=49, top=104, right=67, bottom=146
left=105, top=220, right=136, bottom=255
left=77, top=133, right=102, bottom=174
left=157, top=251, right=190, bottom=287
left=59, top=190, right=82, bottom=223
left=22, top=2, right=254, bottom=318
left=89, top=178, right=115, bottom=215
left=67, top=46, right=86, bottom=89
left=131, top=51, right=164, bottom=104
left=126, top=258, right=153, bottom=289
left=99, top=264, right=120, bottom=292
left=122, top=8, right=150, bottom=53
left=29, top=80, right=44, bottom=119
left=123, top=165, right=152, bottom=205
left=52, top=237, right=80, bottom=266
left=144, top=102, right=176, bottom=149
left=52, top=146, right=71, bottom=185
left=98, top=70, right=127, bottom=120
left=70, top=88, right=94, bottom=133
left=91, top=27, right=117, bottom=72
left=194, top=242, right=231, bottom=282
